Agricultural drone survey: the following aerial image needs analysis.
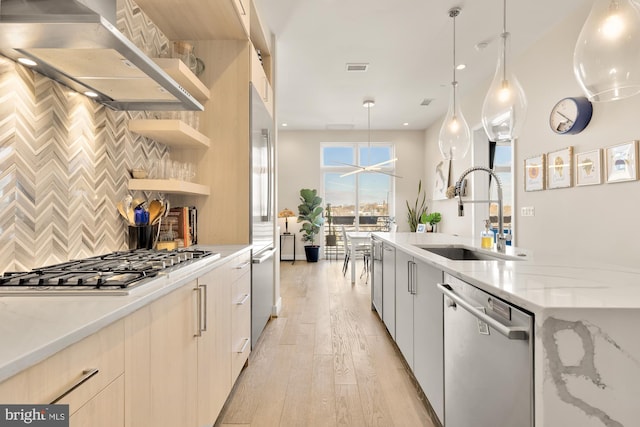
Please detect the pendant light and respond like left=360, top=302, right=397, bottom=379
left=339, top=100, right=400, bottom=178
left=481, top=0, right=527, bottom=142
left=439, top=7, right=470, bottom=161
left=574, top=0, right=640, bottom=102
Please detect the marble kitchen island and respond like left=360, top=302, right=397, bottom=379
left=373, top=232, right=640, bottom=427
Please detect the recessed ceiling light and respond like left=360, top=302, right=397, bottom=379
left=17, top=57, right=37, bottom=67
left=281, top=123, right=288, bottom=127
left=456, top=63, right=466, bottom=70
left=403, top=122, right=409, bottom=126
left=83, top=91, right=99, bottom=98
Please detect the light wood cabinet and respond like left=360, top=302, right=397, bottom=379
left=251, top=43, right=273, bottom=117
left=0, top=320, right=125, bottom=424
left=148, top=281, right=199, bottom=427
left=134, top=0, right=249, bottom=40
left=196, top=266, right=231, bottom=425
left=70, top=375, right=125, bottom=427
left=125, top=254, right=252, bottom=427
left=231, top=252, right=252, bottom=381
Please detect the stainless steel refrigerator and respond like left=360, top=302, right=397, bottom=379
left=250, top=82, right=276, bottom=348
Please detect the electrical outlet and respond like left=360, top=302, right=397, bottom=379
left=521, top=206, right=535, bottom=217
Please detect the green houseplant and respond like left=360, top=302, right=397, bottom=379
left=406, top=180, right=429, bottom=232
left=421, top=212, right=442, bottom=232
left=297, top=188, right=325, bottom=262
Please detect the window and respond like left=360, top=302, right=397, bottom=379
left=321, top=143, right=395, bottom=231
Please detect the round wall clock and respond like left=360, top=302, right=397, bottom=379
left=549, top=97, right=593, bottom=135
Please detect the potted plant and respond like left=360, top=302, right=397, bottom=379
left=421, top=212, right=442, bottom=232
left=406, top=180, right=429, bottom=232
left=325, top=203, right=337, bottom=247
left=297, top=188, right=324, bottom=262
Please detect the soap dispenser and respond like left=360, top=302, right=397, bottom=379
left=481, top=219, right=494, bottom=249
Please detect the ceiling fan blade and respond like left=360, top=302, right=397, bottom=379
left=373, top=170, right=403, bottom=178
left=332, top=161, right=361, bottom=168
left=368, top=158, right=398, bottom=168
left=340, top=169, right=364, bottom=178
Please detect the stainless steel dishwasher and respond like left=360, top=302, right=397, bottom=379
left=438, top=274, right=533, bottom=427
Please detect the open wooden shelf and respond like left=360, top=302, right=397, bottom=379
left=128, top=179, right=210, bottom=196
left=153, top=58, right=210, bottom=102
left=129, top=119, right=210, bottom=149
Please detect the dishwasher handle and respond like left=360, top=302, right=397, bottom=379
left=437, top=283, right=529, bottom=340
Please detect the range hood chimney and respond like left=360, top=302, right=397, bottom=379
left=0, top=0, right=203, bottom=111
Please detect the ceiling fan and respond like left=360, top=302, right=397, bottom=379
left=335, top=99, right=401, bottom=178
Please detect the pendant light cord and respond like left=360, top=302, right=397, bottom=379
left=449, top=8, right=460, bottom=111
left=367, top=103, right=371, bottom=165
left=502, top=0, right=508, bottom=83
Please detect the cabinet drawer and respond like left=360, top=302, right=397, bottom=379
left=70, top=374, right=125, bottom=426
left=229, top=252, right=251, bottom=283
left=231, top=273, right=251, bottom=380
left=0, top=320, right=125, bottom=414
left=231, top=298, right=251, bottom=380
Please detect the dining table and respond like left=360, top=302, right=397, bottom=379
left=346, top=231, right=372, bottom=283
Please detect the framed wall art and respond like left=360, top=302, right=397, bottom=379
left=547, top=146, right=573, bottom=189
left=433, top=159, right=451, bottom=200
left=575, top=149, right=602, bottom=186
left=524, top=154, right=545, bottom=191
left=605, top=141, right=638, bottom=183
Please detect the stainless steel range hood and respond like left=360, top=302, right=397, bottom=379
left=0, top=0, right=203, bottom=111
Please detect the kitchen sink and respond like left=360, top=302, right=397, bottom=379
left=420, top=246, right=524, bottom=261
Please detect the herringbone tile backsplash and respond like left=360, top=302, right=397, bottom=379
left=0, top=0, right=172, bottom=272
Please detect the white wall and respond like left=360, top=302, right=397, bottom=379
left=425, top=2, right=640, bottom=268
left=278, top=130, right=425, bottom=257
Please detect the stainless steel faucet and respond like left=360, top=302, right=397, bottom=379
left=455, top=166, right=509, bottom=252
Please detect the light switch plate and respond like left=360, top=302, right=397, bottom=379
left=521, top=206, right=535, bottom=217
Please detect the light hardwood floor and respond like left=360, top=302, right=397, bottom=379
left=216, top=259, right=436, bottom=427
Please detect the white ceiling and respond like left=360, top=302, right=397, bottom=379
left=253, top=0, right=590, bottom=131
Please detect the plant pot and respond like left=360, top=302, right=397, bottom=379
left=304, top=245, right=320, bottom=262
left=326, top=234, right=337, bottom=246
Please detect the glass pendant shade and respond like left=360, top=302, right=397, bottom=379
left=439, top=83, right=471, bottom=160
left=574, top=0, right=640, bottom=102
left=481, top=32, right=527, bottom=142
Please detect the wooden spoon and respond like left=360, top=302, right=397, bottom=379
left=117, top=201, right=128, bottom=221
left=148, top=199, right=163, bottom=225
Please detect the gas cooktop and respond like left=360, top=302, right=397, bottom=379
left=0, top=249, right=219, bottom=296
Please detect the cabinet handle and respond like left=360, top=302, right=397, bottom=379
left=201, top=284, right=208, bottom=332
left=237, top=338, right=250, bottom=354
left=263, top=76, right=269, bottom=102
left=50, top=368, right=99, bottom=404
left=407, top=261, right=412, bottom=294
left=236, top=260, right=251, bottom=270
left=236, top=294, right=250, bottom=305
left=412, top=262, right=418, bottom=295
left=194, top=286, right=202, bottom=337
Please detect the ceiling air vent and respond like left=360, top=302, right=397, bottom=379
left=420, top=98, right=434, bottom=106
left=346, top=63, right=369, bottom=72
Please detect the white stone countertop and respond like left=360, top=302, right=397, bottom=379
left=372, top=232, right=640, bottom=313
left=375, top=233, right=640, bottom=427
left=0, top=245, right=251, bottom=384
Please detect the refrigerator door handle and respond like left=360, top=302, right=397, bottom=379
left=263, top=128, right=272, bottom=222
